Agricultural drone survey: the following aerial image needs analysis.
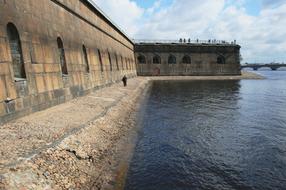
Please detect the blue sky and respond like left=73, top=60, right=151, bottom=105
left=236, top=0, right=261, bottom=15
left=245, top=1, right=261, bottom=15
left=134, top=0, right=173, bottom=8
left=133, top=0, right=156, bottom=8
left=135, top=0, right=261, bottom=15
left=134, top=0, right=285, bottom=16
left=93, top=0, right=286, bottom=63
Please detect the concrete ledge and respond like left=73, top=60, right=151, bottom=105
left=147, top=71, right=264, bottom=80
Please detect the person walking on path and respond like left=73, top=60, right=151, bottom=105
left=122, top=75, right=127, bottom=87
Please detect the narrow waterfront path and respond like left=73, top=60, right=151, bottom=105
left=0, top=77, right=148, bottom=170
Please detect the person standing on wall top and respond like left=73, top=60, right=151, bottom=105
left=122, top=75, right=127, bottom=87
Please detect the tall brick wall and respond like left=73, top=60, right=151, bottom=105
left=0, top=0, right=137, bottom=123
left=135, top=43, right=241, bottom=76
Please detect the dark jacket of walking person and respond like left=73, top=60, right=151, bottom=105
left=122, top=75, right=127, bottom=87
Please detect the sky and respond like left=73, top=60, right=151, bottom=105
left=92, top=0, right=286, bottom=63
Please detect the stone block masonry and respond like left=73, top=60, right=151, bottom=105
left=0, top=0, right=137, bottom=123
left=135, top=42, right=241, bottom=76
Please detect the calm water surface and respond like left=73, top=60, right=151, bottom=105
left=125, top=71, right=286, bottom=190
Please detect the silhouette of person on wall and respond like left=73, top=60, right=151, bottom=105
left=122, top=75, right=127, bottom=87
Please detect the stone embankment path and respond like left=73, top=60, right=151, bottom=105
left=0, top=77, right=150, bottom=189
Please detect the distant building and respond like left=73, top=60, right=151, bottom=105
left=135, top=41, right=241, bottom=76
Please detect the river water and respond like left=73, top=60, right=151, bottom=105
left=124, top=71, right=286, bottom=190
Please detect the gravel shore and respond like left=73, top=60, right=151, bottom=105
left=0, top=77, right=150, bottom=190
left=0, top=71, right=263, bottom=189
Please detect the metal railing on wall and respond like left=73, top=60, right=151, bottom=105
left=133, top=39, right=238, bottom=45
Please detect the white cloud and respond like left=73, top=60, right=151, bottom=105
left=92, top=0, right=144, bottom=37
left=262, top=0, right=285, bottom=8
left=146, top=0, right=164, bottom=15
left=213, top=3, right=286, bottom=62
left=136, top=0, right=225, bottom=39
left=92, top=0, right=286, bottom=63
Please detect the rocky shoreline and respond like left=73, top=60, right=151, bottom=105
left=0, top=78, right=151, bottom=190
left=0, top=72, right=263, bottom=190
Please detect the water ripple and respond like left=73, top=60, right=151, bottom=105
left=125, top=72, right=286, bottom=190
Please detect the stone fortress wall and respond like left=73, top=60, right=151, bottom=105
left=0, top=0, right=137, bottom=123
left=135, top=41, right=241, bottom=76
left=0, top=0, right=241, bottom=123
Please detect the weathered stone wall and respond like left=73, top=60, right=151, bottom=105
left=135, top=43, right=241, bottom=76
left=0, top=0, right=137, bottom=123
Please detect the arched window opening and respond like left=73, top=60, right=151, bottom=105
left=182, top=55, right=191, bottom=64
left=7, top=23, right=26, bottom=79
left=126, top=58, right=129, bottom=70
left=217, top=55, right=226, bottom=64
left=82, top=45, right=89, bottom=73
left=115, top=54, right=119, bottom=70
left=121, top=56, right=124, bottom=70
left=57, top=37, right=68, bottom=75
left=131, top=59, right=134, bottom=70
left=153, top=55, right=161, bottom=64
left=128, top=59, right=131, bottom=70
left=138, top=55, right=146, bottom=64
left=168, top=55, right=176, bottom=64
left=108, top=52, right=112, bottom=71
left=97, top=49, right=103, bottom=72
